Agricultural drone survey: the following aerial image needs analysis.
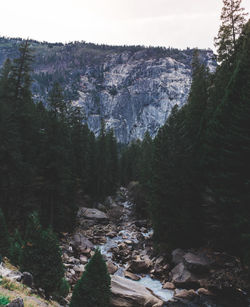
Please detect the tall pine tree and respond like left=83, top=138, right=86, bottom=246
left=215, top=0, right=248, bottom=63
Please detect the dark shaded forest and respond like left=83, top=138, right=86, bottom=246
left=120, top=18, right=250, bottom=267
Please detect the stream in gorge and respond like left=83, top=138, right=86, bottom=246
left=98, top=226, right=174, bottom=303
left=63, top=187, right=250, bottom=307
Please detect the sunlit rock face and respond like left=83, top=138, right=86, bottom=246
left=0, top=38, right=216, bottom=143
left=74, top=50, right=215, bottom=143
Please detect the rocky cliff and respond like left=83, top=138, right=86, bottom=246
left=0, top=37, right=216, bottom=143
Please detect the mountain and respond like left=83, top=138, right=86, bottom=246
left=0, top=37, right=216, bottom=143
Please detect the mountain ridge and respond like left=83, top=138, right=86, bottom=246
left=0, top=37, right=216, bottom=143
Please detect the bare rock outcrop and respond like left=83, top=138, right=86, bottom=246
left=111, top=275, right=164, bottom=307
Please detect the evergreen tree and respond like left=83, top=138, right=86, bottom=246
left=48, top=82, right=67, bottom=118
left=134, top=132, right=154, bottom=218
left=70, top=249, right=111, bottom=307
left=11, top=40, right=33, bottom=104
left=150, top=51, right=211, bottom=250
left=151, top=106, right=201, bottom=249
left=204, top=21, right=250, bottom=260
left=0, top=209, right=10, bottom=258
left=20, top=213, right=65, bottom=296
left=9, top=229, right=23, bottom=266
left=106, top=129, right=119, bottom=196
left=215, top=0, right=248, bottom=63
left=120, top=140, right=142, bottom=186
left=96, top=120, right=108, bottom=200
left=0, top=59, right=21, bottom=215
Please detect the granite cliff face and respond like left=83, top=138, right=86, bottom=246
left=0, top=38, right=216, bottom=143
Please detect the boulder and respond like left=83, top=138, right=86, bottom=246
left=124, top=271, right=141, bottom=281
left=71, top=233, right=94, bottom=251
left=81, top=247, right=92, bottom=256
left=107, top=231, right=117, bottom=238
left=174, top=289, right=197, bottom=300
left=183, top=252, right=210, bottom=274
left=171, top=263, right=200, bottom=288
left=107, top=261, right=119, bottom=275
left=163, top=282, right=175, bottom=290
left=111, top=275, right=164, bottom=307
left=172, top=249, right=185, bottom=265
left=128, top=258, right=152, bottom=274
left=77, top=207, right=108, bottom=220
left=73, top=264, right=85, bottom=272
left=6, top=298, right=24, bottom=307
left=21, top=272, right=33, bottom=287
left=80, top=255, right=88, bottom=264
left=67, top=256, right=80, bottom=264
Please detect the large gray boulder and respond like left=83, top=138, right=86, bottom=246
left=77, top=207, right=109, bottom=227
left=172, top=249, right=185, bottom=265
left=171, top=263, right=200, bottom=288
left=111, top=275, right=164, bottom=307
left=6, top=298, right=24, bottom=307
left=21, top=272, right=33, bottom=287
left=183, top=252, right=210, bottom=274
left=71, top=233, right=94, bottom=252
left=78, top=207, right=108, bottom=220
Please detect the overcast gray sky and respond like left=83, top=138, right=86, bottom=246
left=0, top=0, right=249, bottom=50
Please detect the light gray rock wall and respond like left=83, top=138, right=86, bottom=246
left=73, top=50, right=215, bottom=143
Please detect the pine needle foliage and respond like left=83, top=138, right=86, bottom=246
left=70, top=249, right=111, bottom=307
left=20, top=213, right=65, bottom=296
left=0, top=209, right=10, bottom=258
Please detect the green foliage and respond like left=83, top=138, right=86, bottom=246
left=70, top=249, right=111, bottom=307
left=20, top=213, right=65, bottom=296
left=0, top=41, right=119, bottom=234
left=120, top=140, right=142, bottom=186
left=147, top=20, right=250, bottom=261
left=57, top=278, right=70, bottom=298
left=151, top=104, right=204, bottom=249
left=9, top=229, right=23, bottom=266
left=0, top=209, right=10, bottom=258
left=119, top=132, right=154, bottom=218
left=215, top=0, right=248, bottom=63
left=94, top=123, right=119, bottom=201
left=0, top=294, right=10, bottom=306
left=203, top=21, right=250, bottom=257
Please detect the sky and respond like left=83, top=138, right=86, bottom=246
left=0, top=0, right=250, bottom=50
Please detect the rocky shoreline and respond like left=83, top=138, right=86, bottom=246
left=61, top=187, right=250, bottom=306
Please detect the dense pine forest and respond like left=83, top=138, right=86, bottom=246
left=0, top=0, right=250, bottom=306
left=0, top=40, right=119, bottom=233
left=120, top=4, right=250, bottom=267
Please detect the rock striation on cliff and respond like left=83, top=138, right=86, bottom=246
left=0, top=37, right=216, bottom=143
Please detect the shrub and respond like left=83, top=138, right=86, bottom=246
left=0, top=294, right=10, bottom=306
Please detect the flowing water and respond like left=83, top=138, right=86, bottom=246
left=98, top=212, right=175, bottom=303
